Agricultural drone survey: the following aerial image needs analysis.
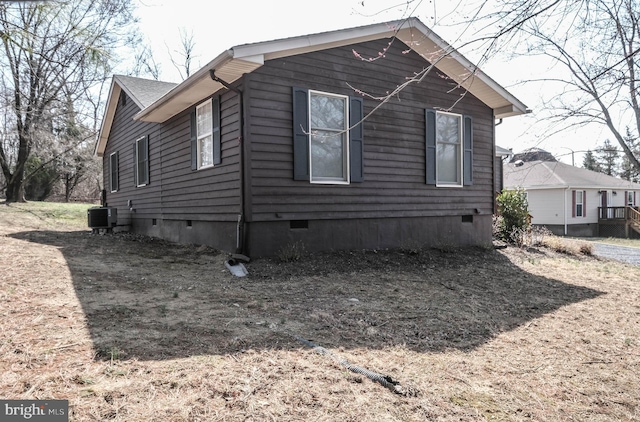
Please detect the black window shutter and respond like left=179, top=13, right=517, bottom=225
left=463, top=115, right=473, bottom=186
left=190, top=110, right=197, bottom=170
left=292, top=87, right=310, bottom=180
left=110, top=152, right=119, bottom=191
left=349, top=96, right=364, bottom=183
left=425, top=109, right=437, bottom=185
left=133, top=141, right=137, bottom=187
left=144, top=135, right=150, bottom=185
left=212, top=96, right=221, bottom=165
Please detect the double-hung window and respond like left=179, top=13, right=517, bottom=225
left=196, top=100, right=214, bottom=169
left=135, top=136, right=149, bottom=186
left=292, top=87, right=364, bottom=183
left=309, top=91, right=349, bottom=184
left=435, top=111, right=463, bottom=186
left=191, top=97, right=221, bottom=170
left=426, top=109, right=472, bottom=186
left=574, top=190, right=584, bottom=217
left=109, top=152, right=119, bottom=192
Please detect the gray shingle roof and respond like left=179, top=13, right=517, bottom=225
left=113, top=75, right=177, bottom=109
left=504, top=160, right=640, bottom=190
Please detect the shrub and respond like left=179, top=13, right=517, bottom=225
left=495, top=188, right=530, bottom=243
left=277, top=240, right=307, bottom=262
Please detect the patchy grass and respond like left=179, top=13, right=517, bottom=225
left=1, top=200, right=96, bottom=229
left=1, top=203, right=639, bottom=421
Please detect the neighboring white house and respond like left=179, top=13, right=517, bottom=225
left=504, top=160, right=640, bottom=237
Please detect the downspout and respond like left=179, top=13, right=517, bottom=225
left=564, top=186, right=569, bottom=236
left=210, top=70, right=248, bottom=257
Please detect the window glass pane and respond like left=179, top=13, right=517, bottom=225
left=310, top=95, right=345, bottom=130
left=436, top=113, right=460, bottom=144
left=200, top=135, right=213, bottom=167
left=197, top=102, right=212, bottom=136
left=311, top=130, right=345, bottom=179
left=437, top=143, right=460, bottom=183
left=576, top=191, right=583, bottom=202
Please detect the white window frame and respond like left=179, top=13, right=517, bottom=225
left=135, top=136, right=149, bottom=187
left=196, top=99, right=214, bottom=169
left=109, top=152, right=118, bottom=193
left=435, top=111, right=463, bottom=187
left=575, top=190, right=584, bottom=217
left=308, top=90, right=350, bottom=185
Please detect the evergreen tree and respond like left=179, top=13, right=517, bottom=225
left=596, top=139, right=619, bottom=176
left=582, top=150, right=602, bottom=172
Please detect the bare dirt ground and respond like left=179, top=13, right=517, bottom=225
left=1, top=202, right=639, bottom=421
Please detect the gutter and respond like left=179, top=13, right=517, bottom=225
left=134, top=50, right=235, bottom=122
left=209, top=70, right=248, bottom=257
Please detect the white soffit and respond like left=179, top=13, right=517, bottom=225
left=134, top=53, right=264, bottom=122
left=394, top=23, right=528, bottom=118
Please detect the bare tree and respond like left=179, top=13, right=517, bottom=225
left=487, top=0, right=640, bottom=174
left=168, top=28, right=197, bottom=80
left=133, top=43, right=161, bottom=80
left=0, top=0, right=138, bottom=202
left=349, top=1, right=640, bottom=179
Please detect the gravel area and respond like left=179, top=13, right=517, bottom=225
left=592, top=243, right=640, bottom=266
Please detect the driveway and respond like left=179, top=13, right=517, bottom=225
left=592, top=242, right=640, bottom=266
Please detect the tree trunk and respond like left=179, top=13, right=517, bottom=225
left=5, top=173, right=26, bottom=203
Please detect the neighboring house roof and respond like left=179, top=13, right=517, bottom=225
left=504, top=160, right=640, bottom=190
left=496, top=145, right=512, bottom=157
left=96, top=75, right=177, bottom=156
left=96, top=17, right=529, bottom=156
left=509, top=147, right=557, bottom=163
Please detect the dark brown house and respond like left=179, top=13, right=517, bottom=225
left=95, top=18, right=528, bottom=257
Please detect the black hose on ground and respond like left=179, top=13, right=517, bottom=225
left=293, top=334, right=417, bottom=396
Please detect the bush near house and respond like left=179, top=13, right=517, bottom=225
left=495, top=188, right=530, bottom=243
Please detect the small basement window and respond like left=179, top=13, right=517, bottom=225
left=462, top=215, right=473, bottom=223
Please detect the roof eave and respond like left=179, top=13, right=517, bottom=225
left=393, top=20, right=529, bottom=117
left=95, top=79, right=121, bottom=157
left=133, top=17, right=529, bottom=124
left=134, top=50, right=265, bottom=123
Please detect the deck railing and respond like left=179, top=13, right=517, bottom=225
left=629, top=206, right=640, bottom=227
left=598, top=206, right=628, bottom=220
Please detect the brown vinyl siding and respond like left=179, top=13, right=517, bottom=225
left=103, top=92, right=162, bottom=223
left=103, top=89, right=242, bottom=224
left=158, top=89, right=241, bottom=221
left=246, top=38, right=495, bottom=223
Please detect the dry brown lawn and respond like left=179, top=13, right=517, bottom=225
left=1, top=202, right=639, bottom=421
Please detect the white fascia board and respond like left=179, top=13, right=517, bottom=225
left=231, top=22, right=398, bottom=61
left=95, top=79, right=121, bottom=157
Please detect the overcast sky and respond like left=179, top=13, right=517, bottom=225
left=130, top=0, right=613, bottom=167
